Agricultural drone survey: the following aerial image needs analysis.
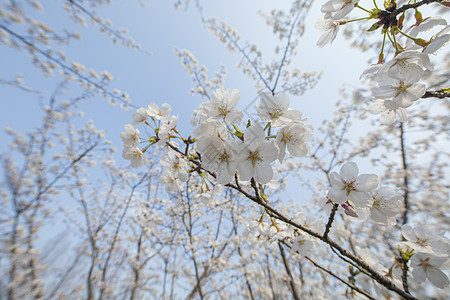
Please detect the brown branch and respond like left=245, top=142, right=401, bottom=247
left=399, top=256, right=411, bottom=295
left=278, top=243, right=301, bottom=300
left=399, top=123, right=409, bottom=225
left=393, top=0, right=444, bottom=16
left=422, top=90, right=450, bottom=99
left=323, top=204, right=339, bottom=239
left=305, top=256, right=376, bottom=300
left=166, top=142, right=417, bottom=299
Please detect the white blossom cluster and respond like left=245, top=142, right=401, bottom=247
left=193, top=89, right=313, bottom=185
left=400, top=223, right=450, bottom=289
left=325, top=162, right=403, bottom=225
left=121, top=102, right=178, bottom=169
left=122, top=88, right=313, bottom=191
left=317, top=0, right=450, bottom=124
left=242, top=211, right=320, bottom=256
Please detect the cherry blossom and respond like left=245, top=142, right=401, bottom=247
left=156, top=115, right=178, bottom=145
left=411, top=253, right=450, bottom=289
left=368, top=187, right=402, bottom=225
left=120, top=124, right=141, bottom=147
left=379, top=50, right=433, bottom=74
left=131, top=107, right=149, bottom=126
left=197, top=137, right=241, bottom=184
left=367, top=99, right=407, bottom=125
left=160, top=150, right=189, bottom=182
left=122, top=146, right=148, bottom=168
left=373, top=64, right=426, bottom=108
left=257, top=92, right=302, bottom=127
left=201, top=88, right=243, bottom=124
left=327, top=162, right=379, bottom=207
left=315, top=16, right=340, bottom=48
left=148, top=102, right=172, bottom=121
left=159, top=168, right=186, bottom=193
left=401, top=224, right=450, bottom=254
left=276, top=122, right=313, bottom=162
left=321, top=0, right=359, bottom=20
left=237, top=124, right=279, bottom=184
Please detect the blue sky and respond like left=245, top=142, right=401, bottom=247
left=0, top=0, right=374, bottom=164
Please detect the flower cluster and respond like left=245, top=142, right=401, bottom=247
left=400, top=223, right=450, bottom=289
left=317, top=0, right=450, bottom=124
left=121, top=102, right=178, bottom=170
left=122, top=89, right=312, bottom=190
left=326, top=162, right=402, bottom=225
left=243, top=212, right=320, bottom=256
left=194, top=90, right=313, bottom=185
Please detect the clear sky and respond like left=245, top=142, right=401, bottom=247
left=0, top=0, right=374, bottom=164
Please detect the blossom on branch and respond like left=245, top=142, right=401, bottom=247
left=257, top=92, right=302, bottom=127
left=122, top=146, right=148, bottom=168
left=373, top=64, right=426, bottom=108
left=327, top=162, right=379, bottom=207
left=321, top=0, right=359, bottom=20
left=315, top=16, right=340, bottom=48
left=237, top=124, right=279, bottom=184
left=276, top=122, right=313, bottom=162
left=411, top=252, right=450, bottom=289
left=368, top=187, right=402, bottom=225
left=120, top=124, right=141, bottom=147
left=202, top=88, right=243, bottom=124
left=367, top=99, right=407, bottom=125
left=131, top=107, right=149, bottom=126
left=148, top=102, right=172, bottom=121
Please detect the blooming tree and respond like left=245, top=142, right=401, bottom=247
left=1, top=0, right=449, bottom=299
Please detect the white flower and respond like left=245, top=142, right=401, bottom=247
left=194, top=122, right=241, bottom=184
left=160, top=150, right=189, bottom=182
left=360, top=63, right=383, bottom=80
left=327, top=162, right=379, bottom=207
left=202, top=88, right=243, bottom=124
left=122, top=147, right=148, bottom=168
left=148, top=102, right=172, bottom=121
left=321, top=0, right=359, bottom=20
left=291, top=235, right=315, bottom=256
left=257, top=92, right=302, bottom=127
left=131, top=107, right=149, bottom=126
left=243, top=219, right=272, bottom=242
left=157, top=115, right=178, bottom=145
left=193, top=122, right=228, bottom=140
left=373, top=64, right=426, bottom=108
left=369, top=187, right=402, bottom=225
left=401, top=224, right=450, bottom=254
left=411, top=253, right=449, bottom=289
left=120, top=124, right=141, bottom=147
left=423, top=25, right=450, bottom=55
left=367, top=99, right=407, bottom=125
left=408, top=17, right=448, bottom=39
left=380, top=50, right=433, bottom=74
left=237, top=125, right=279, bottom=184
left=199, top=138, right=241, bottom=184
left=159, top=169, right=185, bottom=194
left=276, top=122, right=313, bottom=162
left=315, top=16, right=340, bottom=48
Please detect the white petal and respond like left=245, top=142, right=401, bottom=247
left=254, top=162, right=273, bottom=184
left=244, top=125, right=265, bottom=151
left=259, top=141, right=279, bottom=162
left=327, top=188, right=347, bottom=204
left=329, top=171, right=341, bottom=185
left=238, top=160, right=254, bottom=181
left=340, top=162, right=358, bottom=181
left=356, top=174, right=379, bottom=192
left=427, top=267, right=450, bottom=289
left=412, top=265, right=427, bottom=284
